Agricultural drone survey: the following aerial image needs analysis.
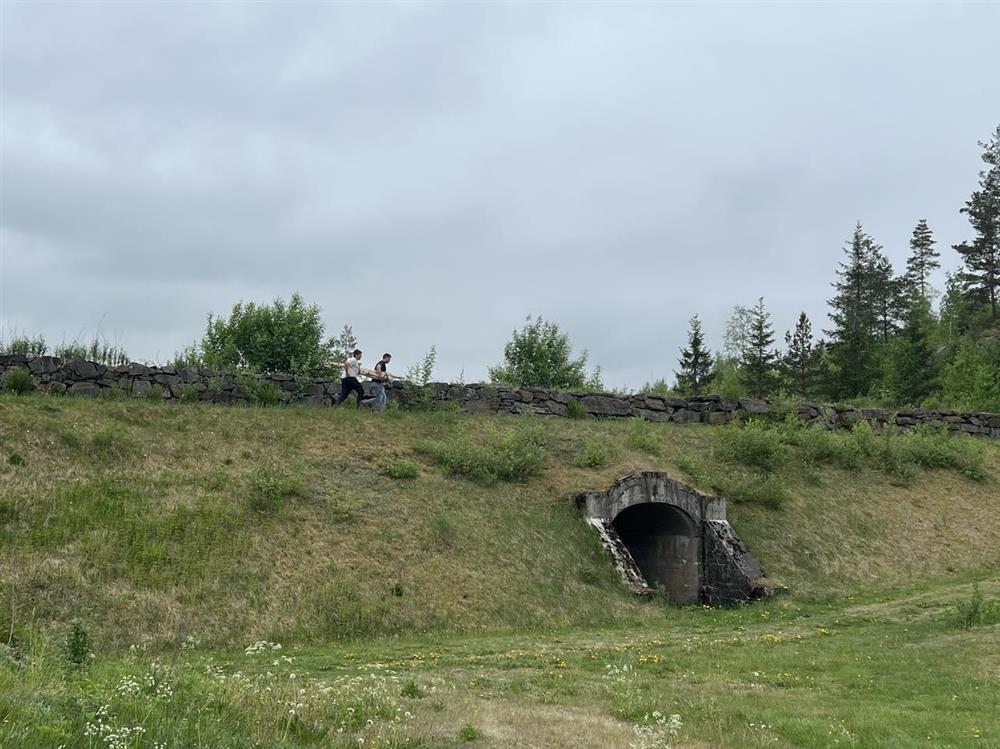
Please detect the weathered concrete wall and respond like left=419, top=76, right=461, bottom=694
left=576, top=472, right=768, bottom=606
left=3, top=355, right=1000, bottom=438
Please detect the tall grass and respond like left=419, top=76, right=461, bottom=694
left=421, top=425, right=545, bottom=485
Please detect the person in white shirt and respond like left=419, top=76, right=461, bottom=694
left=337, top=349, right=365, bottom=406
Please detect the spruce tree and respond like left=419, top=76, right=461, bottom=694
left=782, top=311, right=818, bottom=398
left=885, top=297, right=937, bottom=405
left=740, top=298, right=778, bottom=398
left=868, top=241, right=904, bottom=343
left=826, top=223, right=879, bottom=399
left=904, top=219, right=940, bottom=302
left=953, top=125, right=1000, bottom=320
left=674, top=315, right=713, bottom=395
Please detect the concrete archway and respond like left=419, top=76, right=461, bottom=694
left=576, top=472, right=768, bottom=605
left=612, top=502, right=701, bottom=603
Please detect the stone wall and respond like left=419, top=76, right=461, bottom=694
left=3, top=355, right=1000, bottom=438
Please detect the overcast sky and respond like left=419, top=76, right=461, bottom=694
left=1, top=1, right=998, bottom=388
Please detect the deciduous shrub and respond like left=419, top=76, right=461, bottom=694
left=626, top=419, right=661, bottom=455
left=713, top=473, right=789, bottom=509
left=575, top=441, right=617, bottom=469
left=423, top=426, right=545, bottom=485
left=715, top=419, right=784, bottom=473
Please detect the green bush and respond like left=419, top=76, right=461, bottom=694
left=714, top=473, right=789, bottom=509
left=566, top=398, right=588, bottom=419
left=247, top=465, right=305, bottom=514
left=488, top=316, right=602, bottom=390
left=8, top=452, right=24, bottom=467
left=897, top=426, right=987, bottom=482
left=185, top=293, right=336, bottom=377
left=1, top=366, right=34, bottom=395
left=178, top=384, right=200, bottom=404
left=715, top=419, right=785, bottom=473
left=384, top=459, right=419, bottom=480
left=781, top=421, right=862, bottom=470
left=252, top=381, right=281, bottom=407
left=425, top=426, right=545, bottom=485
left=575, top=441, right=617, bottom=469
left=62, top=620, right=92, bottom=669
left=457, top=723, right=481, bottom=742
left=400, top=679, right=424, bottom=698
left=955, top=584, right=1000, bottom=629
left=626, top=419, right=661, bottom=455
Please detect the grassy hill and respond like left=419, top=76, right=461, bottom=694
left=2, top=394, right=998, bottom=647
left=2, top=394, right=1000, bottom=748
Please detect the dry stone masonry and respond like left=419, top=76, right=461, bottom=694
left=3, top=355, right=1000, bottom=438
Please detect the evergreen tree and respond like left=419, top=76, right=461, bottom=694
left=904, top=219, right=940, bottom=302
left=868, top=240, right=905, bottom=343
left=885, top=297, right=937, bottom=405
left=953, top=125, right=1000, bottom=320
left=782, top=311, right=819, bottom=398
left=674, top=315, right=714, bottom=395
left=826, top=223, right=880, bottom=398
left=740, top=298, right=778, bottom=398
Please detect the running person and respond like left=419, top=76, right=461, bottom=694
left=370, top=353, right=392, bottom=412
left=337, top=349, right=365, bottom=406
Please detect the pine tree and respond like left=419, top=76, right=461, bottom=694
left=740, top=298, right=778, bottom=398
left=885, top=297, right=937, bottom=405
left=904, top=219, right=940, bottom=302
left=826, top=223, right=880, bottom=399
left=868, top=240, right=904, bottom=343
left=953, top=125, right=1000, bottom=320
left=782, top=311, right=818, bottom=398
left=674, top=315, right=714, bottom=395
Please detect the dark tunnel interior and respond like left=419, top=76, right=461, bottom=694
left=612, top=503, right=701, bottom=603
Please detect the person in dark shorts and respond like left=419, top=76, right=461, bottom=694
left=337, top=349, right=365, bottom=406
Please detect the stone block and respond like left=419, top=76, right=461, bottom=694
left=738, top=398, right=770, bottom=414
left=68, top=382, right=101, bottom=397
left=67, top=359, right=101, bottom=379
left=580, top=394, right=633, bottom=417
left=706, top=411, right=730, bottom=425
left=28, top=356, right=61, bottom=374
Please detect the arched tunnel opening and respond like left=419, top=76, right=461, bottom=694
left=612, top=502, right=701, bottom=604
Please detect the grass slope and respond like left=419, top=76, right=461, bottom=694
left=2, top=395, right=999, bottom=648
left=3, top=395, right=1000, bottom=748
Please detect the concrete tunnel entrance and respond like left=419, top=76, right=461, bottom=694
left=576, top=472, right=768, bottom=605
left=612, top=503, right=701, bottom=604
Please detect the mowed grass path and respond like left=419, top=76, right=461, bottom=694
left=3, top=574, right=998, bottom=748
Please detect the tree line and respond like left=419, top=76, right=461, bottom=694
left=669, top=126, right=999, bottom=411
left=3, top=126, right=996, bottom=410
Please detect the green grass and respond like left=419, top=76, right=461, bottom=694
left=1, top=394, right=999, bottom=747
left=1, top=365, right=33, bottom=394
left=3, top=575, right=998, bottom=748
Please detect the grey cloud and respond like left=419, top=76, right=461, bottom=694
left=2, top=1, right=999, bottom=387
